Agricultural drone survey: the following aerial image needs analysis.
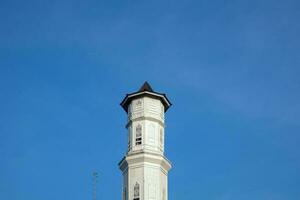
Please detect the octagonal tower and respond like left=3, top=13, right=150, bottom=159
left=119, top=82, right=172, bottom=200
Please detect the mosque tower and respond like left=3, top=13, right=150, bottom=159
left=119, top=82, right=172, bottom=200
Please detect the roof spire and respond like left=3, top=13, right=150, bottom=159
left=138, top=81, right=154, bottom=92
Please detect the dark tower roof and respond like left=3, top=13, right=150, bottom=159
left=138, top=81, right=154, bottom=92
left=120, top=81, right=172, bottom=113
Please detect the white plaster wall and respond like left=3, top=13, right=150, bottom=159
left=127, top=97, right=165, bottom=155
left=128, top=165, right=144, bottom=200
left=144, top=97, right=164, bottom=122
left=160, top=168, right=168, bottom=200
left=129, top=98, right=144, bottom=121
left=144, top=164, right=160, bottom=200
left=124, top=162, right=168, bottom=200
left=128, top=97, right=164, bottom=123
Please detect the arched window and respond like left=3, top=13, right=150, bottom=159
left=135, top=99, right=142, bottom=110
left=135, top=124, right=142, bottom=145
left=134, top=182, right=140, bottom=200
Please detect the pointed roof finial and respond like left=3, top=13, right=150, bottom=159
left=138, top=81, right=154, bottom=92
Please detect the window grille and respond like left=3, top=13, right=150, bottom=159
left=135, top=124, right=142, bottom=145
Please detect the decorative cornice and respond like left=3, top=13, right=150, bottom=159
left=125, top=116, right=165, bottom=128
left=118, top=152, right=172, bottom=173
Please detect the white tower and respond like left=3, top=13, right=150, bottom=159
left=119, top=82, right=172, bottom=200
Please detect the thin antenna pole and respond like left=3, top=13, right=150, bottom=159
left=93, top=172, right=98, bottom=200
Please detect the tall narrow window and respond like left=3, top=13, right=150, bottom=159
left=160, top=128, right=163, bottom=148
left=134, top=182, right=140, bottom=200
left=135, top=124, right=142, bottom=145
left=148, top=123, right=155, bottom=145
left=128, top=127, right=131, bottom=150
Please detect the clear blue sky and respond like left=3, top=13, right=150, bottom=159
left=1, top=0, right=300, bottom=199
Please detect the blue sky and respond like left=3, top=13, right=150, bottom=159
left=1, top=0, right=300, bottom=199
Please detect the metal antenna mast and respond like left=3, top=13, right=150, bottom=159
left=92, top=172, right=98, bottom=200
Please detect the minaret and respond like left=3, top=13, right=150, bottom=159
left=119, top=82, right=172, bottom=200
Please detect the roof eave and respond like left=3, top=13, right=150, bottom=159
left=120, top=91, right=172, bottom=113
